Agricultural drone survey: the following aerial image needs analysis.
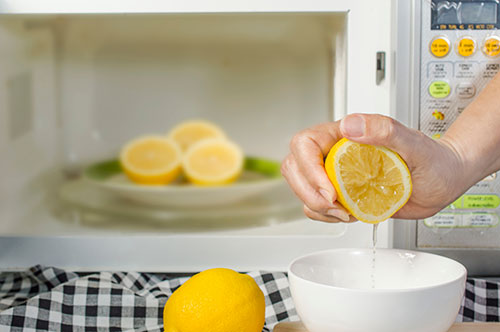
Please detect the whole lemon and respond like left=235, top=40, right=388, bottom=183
left=163, top=268, right=266, bottom=332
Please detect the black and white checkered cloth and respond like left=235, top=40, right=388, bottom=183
left=460, top=278, right=500, bottom=322
left=0, top=266, right=296, bottom=331
left=0, top=266, right=498, bottom=331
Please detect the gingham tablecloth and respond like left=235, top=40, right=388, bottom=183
left=0, top=266, right=498, bottom=331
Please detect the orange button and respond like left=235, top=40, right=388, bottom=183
left=483, top=36, right=500, bottom=57
left=457, top=37, right=476, bottom=57
left=430, top=36, right=451, bottom=58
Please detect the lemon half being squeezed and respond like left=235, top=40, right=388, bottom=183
left=325, top=138, right=412, bottom=223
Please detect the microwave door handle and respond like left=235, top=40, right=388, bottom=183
left=376, top=51, right=386, bottom=85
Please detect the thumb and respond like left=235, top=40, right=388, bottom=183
left=340, top=113, right=423, bottom=161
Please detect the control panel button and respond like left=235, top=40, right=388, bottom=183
left=463, top=213, right=499, bottom=228
left=424, top=213, right=460, bottom=228
left=428, top=62, right=453, bottom=79
left=462, top=194, right=500, bottom=209
left=456, top=82, right=476, bottom=99
left=449, top=196, right=463, bottom=209
left=429, top=81, right=451, bottom=99
left=457, top=37, right=476, bottom=57
left=455, top=62, right=478, bottom=79
left=483, top=36, right=500, bottom=57
left=430, top=36, right=451, bottom=58
left=483, top=62, right=500, bottom=78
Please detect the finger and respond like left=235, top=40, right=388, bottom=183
left=339, top=113, right=426, bottom=165
left=281, top=155, right=350, bottom=219
left=294, top=122, right=344, bottom=155
left=303, top=205, right=357, bottom=223
left=289, top=122, right=344, bottom=203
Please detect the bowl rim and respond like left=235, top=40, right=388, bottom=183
left=288, top=247, right=467, bottom=293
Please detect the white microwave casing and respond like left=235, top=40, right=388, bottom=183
left=0, top=0, right=395, bottom=271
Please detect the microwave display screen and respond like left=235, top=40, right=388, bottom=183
left=431, top=0, right=500, bottom=29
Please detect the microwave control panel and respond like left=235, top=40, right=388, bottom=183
left=418, top=0, right=500, bottom=248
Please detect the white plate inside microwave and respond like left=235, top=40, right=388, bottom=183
left=83, top=157, right=285, bottom=207
left=59, top=178, right=301, bottom=229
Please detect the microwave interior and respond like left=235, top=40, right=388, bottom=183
left=0, top=13, right=348, bottom=238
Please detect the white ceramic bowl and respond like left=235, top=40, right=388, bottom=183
left=288, top=248, right=467, bottom=332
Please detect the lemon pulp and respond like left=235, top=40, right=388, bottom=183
left=325, top=138, right=412, bottom=223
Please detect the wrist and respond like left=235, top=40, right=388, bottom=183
left=437, top=136, right=473, bottom=201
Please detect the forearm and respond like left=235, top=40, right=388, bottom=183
left=442, top=71, right=500, bottom=192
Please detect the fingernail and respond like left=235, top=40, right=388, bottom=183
left=327, top=209, right=350, bottom=222
left=341, top=115, right=365, bottom=137
left=319, top=188, right=333, bottom=203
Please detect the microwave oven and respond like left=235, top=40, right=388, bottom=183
left=1, top=0, right=498, bottom=275
left=0, top=0, right=394, bottom=272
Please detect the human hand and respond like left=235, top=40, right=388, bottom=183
left=281, top=113, right=467, bottom=223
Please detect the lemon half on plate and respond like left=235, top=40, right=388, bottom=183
left=325, top=138, right=412, bottom=223
left=120, top=136, right=182, bottom=185
left=168, top=120, right=226, bottom=152
left=182, top=138, right=244, bottom=186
